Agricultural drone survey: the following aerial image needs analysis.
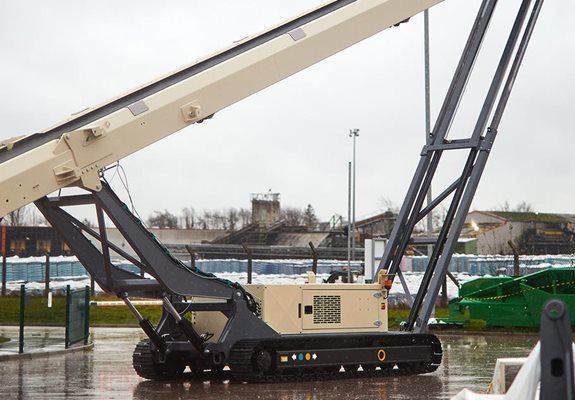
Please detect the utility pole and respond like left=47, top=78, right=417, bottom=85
left=347, top=161, right=352, bottom=283
left=424, top=9, right=447, bottom=308
left=349, top=128, right=359, bottom=263
left=424, top=9, right=433, bottom=253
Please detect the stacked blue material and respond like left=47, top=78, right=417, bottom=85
left=5, top=254, right=573, bottom=283
left=410, top=254, right=575, bottom=275
left=0, top=258, right=361, bottom=282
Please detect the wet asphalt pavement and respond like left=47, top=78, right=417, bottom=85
left=0, top=327, right=538, bottom=399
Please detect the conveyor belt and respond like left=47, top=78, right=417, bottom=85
left=0, top=0, right=356, bottom=164
left=1, top=0, right=443, bottom=217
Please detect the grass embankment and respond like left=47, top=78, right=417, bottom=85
left=1, top=294, right=443, bottom=328
left=388, top=308, right=449, bottom=330
left=0, top=295, right=523, bottom=332
left=388, top=307, right=543, bottom=333
left=0, top=295, right=162, bottom=326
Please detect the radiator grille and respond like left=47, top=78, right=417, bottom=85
left=313, top=295, right=341, bottom=324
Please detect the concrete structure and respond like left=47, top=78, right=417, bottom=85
left=106, top=227, right=224, bottom=247
left=209, top=220, right=330, bottom=247
left=465, top=211, right=575, bottom=255
left=355, top=211, right=396, bottom=239
left=0, top=225, right=227, bottom=258
left=106, top=227, right=226, bottom=259
left=251, top=192, right=281, bottom=226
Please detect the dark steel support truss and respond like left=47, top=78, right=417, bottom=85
left=35, top=181, right=237, bottom=299
left=35, top=181, right=279, bottom=358
left=376, top=0, right=544, bottom=333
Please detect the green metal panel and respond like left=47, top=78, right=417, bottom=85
left=458, top=276, right=514, bottom=297
left=65, top=285, right=90, bottom=348
left=464, top=240, right=477, bottom=255
left=447, top=267, right=575, bottom=327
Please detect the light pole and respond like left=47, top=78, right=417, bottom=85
left=347, top=162, right=352, bottom=282
left=349, top=128, right=359, bottom=265
left=424, top=9, right=433, bottom=254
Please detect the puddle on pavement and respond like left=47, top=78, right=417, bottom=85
left=0, top=327, right=538, bottom=399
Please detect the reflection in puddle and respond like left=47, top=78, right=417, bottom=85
left=0, top=328, right=538, bottom=400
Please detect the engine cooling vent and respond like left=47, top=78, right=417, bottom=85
left=313, top=295, right=341, bottom=324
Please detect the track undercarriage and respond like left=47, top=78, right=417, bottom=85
left=133, top=332, right=442, bottom=383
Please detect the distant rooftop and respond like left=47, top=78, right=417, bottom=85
left=487, top=211, right=575, bottom=223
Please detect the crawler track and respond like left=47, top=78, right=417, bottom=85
left=228, top=333, right=442, bottom=383
left=133, top=340, right=186, bottom=380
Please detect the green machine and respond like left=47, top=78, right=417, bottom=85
left=448, top=268, right=575, bottom=327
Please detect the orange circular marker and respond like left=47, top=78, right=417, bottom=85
left=305, top=352, right=311, bottom=361
left=377, top=349, right=386, bottom=362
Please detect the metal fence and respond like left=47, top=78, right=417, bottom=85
left=13, top=284, right=90, bottom=353
left=0, top=256, right=354, bottom=289
left=409, top=254, right=575, bottom=275
left=65, top=285, right=90, bottom=348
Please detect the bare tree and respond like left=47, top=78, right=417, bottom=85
left=28, top=206, right=48, bottom=226
left=515, top=201, right=533, bottom=213
left=227, top=208, right=238, bottom=231
left=303, top=204, right=319, bottom=230
left=181, top=207, right=197, bottom=229
left=282, top=207, right=304, bottom=226
left=199, top=210, right=212, bottom=230
left=1, top=205, right=50, bottom=227
left=211, top=210, right=227, bottom=230
left=378, top=197, right=399, bottom=214
left=179, top=207, right=246, bottom=230
left=414, top=203, right=447, bottom=233
left=147, top=209, right=179, bottom=229
left=494, top=201, right=511, bottom=212
left=5, top=205, right=29, bottom=226
left=496, top=201, right=533, bottom=213
left=432, top=204, right=448, bottom=230
left=238, top=208, right=251, bottom=227
left=181, top=207, right=236, bottom=230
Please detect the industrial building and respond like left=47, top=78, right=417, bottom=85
left=464, top=211, right=575, bottom=255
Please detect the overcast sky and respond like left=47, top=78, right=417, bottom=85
left=1, top=0, right=574, bottom=224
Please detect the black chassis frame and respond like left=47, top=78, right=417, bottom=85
left=35, top=182, right=441, bottom=374
left=35, top=181, right=279, bottom=367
